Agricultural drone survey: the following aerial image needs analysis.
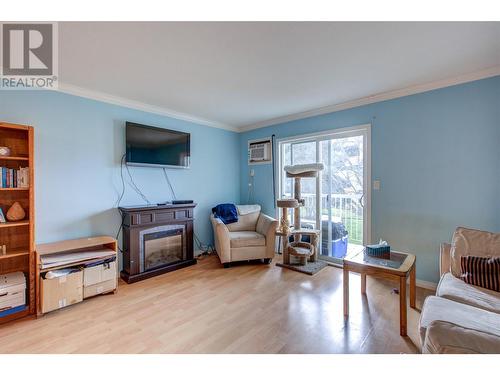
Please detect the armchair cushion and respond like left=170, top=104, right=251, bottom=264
left=226, top=205, right=261, bottom=232
left=229, top=231, right=265, bottom=248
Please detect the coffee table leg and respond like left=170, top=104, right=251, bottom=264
left=361, top=273, right=366, bottom=294
left=399, top=276, right=407, bottom=336
left=410, top=265, right=416, bottom=309
left=343, top=268, right=349, bottom=318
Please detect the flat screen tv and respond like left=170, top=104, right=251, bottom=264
left=126, top=122, right=190, bottom=168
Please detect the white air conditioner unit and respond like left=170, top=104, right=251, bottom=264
left=248, top=139, right=272, bottom=164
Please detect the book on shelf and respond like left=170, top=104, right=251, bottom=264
left=0, top=167, right=29, bottom=188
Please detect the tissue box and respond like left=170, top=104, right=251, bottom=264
left=365, top=243, right=391, bottom=258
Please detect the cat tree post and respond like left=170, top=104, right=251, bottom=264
left=293, top=176, right=301, bottom=243
left=277, top=199, right=299, bottom=234
left=276, top=199, right=299, bottom=264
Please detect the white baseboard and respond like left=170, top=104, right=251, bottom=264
left=415, top=279, right=437, bottom=291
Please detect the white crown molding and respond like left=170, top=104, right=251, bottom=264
left=52, top=66, right=499, bottom=134
left=57, top=82, right=239, bottom=133
left=239, top=66, right=500, bottom=133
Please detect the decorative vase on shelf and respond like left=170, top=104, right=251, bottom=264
left=6, top=202, right=26, bottom=221
left=0, top=146, right=11, bottom=157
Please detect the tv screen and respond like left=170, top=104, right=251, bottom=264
left=126, top=122, right=190, bottom=168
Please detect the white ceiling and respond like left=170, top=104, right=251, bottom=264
left=58, top=22, right=500, bottom=132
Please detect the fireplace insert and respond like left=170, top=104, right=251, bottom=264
left=139, top=225, right=186, bottom=273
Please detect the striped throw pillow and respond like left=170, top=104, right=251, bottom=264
left=460, top=256, right=500, bottom=292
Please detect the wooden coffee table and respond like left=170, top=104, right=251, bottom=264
left=343, top=249, right=416, bottom=336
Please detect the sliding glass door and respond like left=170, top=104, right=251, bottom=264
left=278, top=125, right=371, bottom=263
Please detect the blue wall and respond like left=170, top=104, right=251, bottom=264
left=0, top=91, right=240, bottom=259
left=1, top=76, right=498, bottom=282
left=239, top=76, right=500, bottom=283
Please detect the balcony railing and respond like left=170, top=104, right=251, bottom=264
left=300, top=193, right=363, bottom=245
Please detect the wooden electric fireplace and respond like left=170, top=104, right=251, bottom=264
left=118, top=203, right=197, bottom=283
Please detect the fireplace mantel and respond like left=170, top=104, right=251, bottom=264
left=119, top=203, right=197, bottom=283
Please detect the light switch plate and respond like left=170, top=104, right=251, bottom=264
left=373, top=180, right=380, bottom=190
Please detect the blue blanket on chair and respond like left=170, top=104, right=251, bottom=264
left=212, top=203, right=238, bottom=224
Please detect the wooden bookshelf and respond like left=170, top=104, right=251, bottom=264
left=0, top=122, right=35, bottom=325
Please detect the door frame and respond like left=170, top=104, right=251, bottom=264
left=275, top=123, right=372, bottom=246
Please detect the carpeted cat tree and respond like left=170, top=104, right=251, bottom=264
left=276, top=163, right=324, bottom=271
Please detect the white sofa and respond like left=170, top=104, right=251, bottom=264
left=419, top=227, right=500, bottom=353
left=210, top=205, right=278, bottom=267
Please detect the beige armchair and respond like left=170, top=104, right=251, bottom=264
left=210, top=205, right=278, bottom=267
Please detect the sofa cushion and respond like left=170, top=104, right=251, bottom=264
left=226, top=206, right=261, bottom=232
left=229, top=231, right=265, bottom=248
left=437, top=272, right=500, bottom=313
left=423, top=320, right=500, bottom=354
left=419, top=296, right=500, bottom=345
left=450, top=227, right=500, bottom=278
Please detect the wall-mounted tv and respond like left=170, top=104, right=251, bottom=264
left=126, top=122, right=190, bottom=168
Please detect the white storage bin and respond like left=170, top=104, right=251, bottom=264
left=83, top=260, right=117, bottom=299
left=0, top=272, right=26, bottom=311
left=84, top=260, right=116, bottom=286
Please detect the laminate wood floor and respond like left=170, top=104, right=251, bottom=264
left=0, top=255, right=432, bottom=353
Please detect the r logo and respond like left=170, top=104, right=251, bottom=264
left=2, top=23, right=53, bottom=75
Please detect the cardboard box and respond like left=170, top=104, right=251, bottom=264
left=41, top=270, right=83, bottom=313
left=83, top=278, right=117, bottom=299
left=83, top=260, right=116, bottom=287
